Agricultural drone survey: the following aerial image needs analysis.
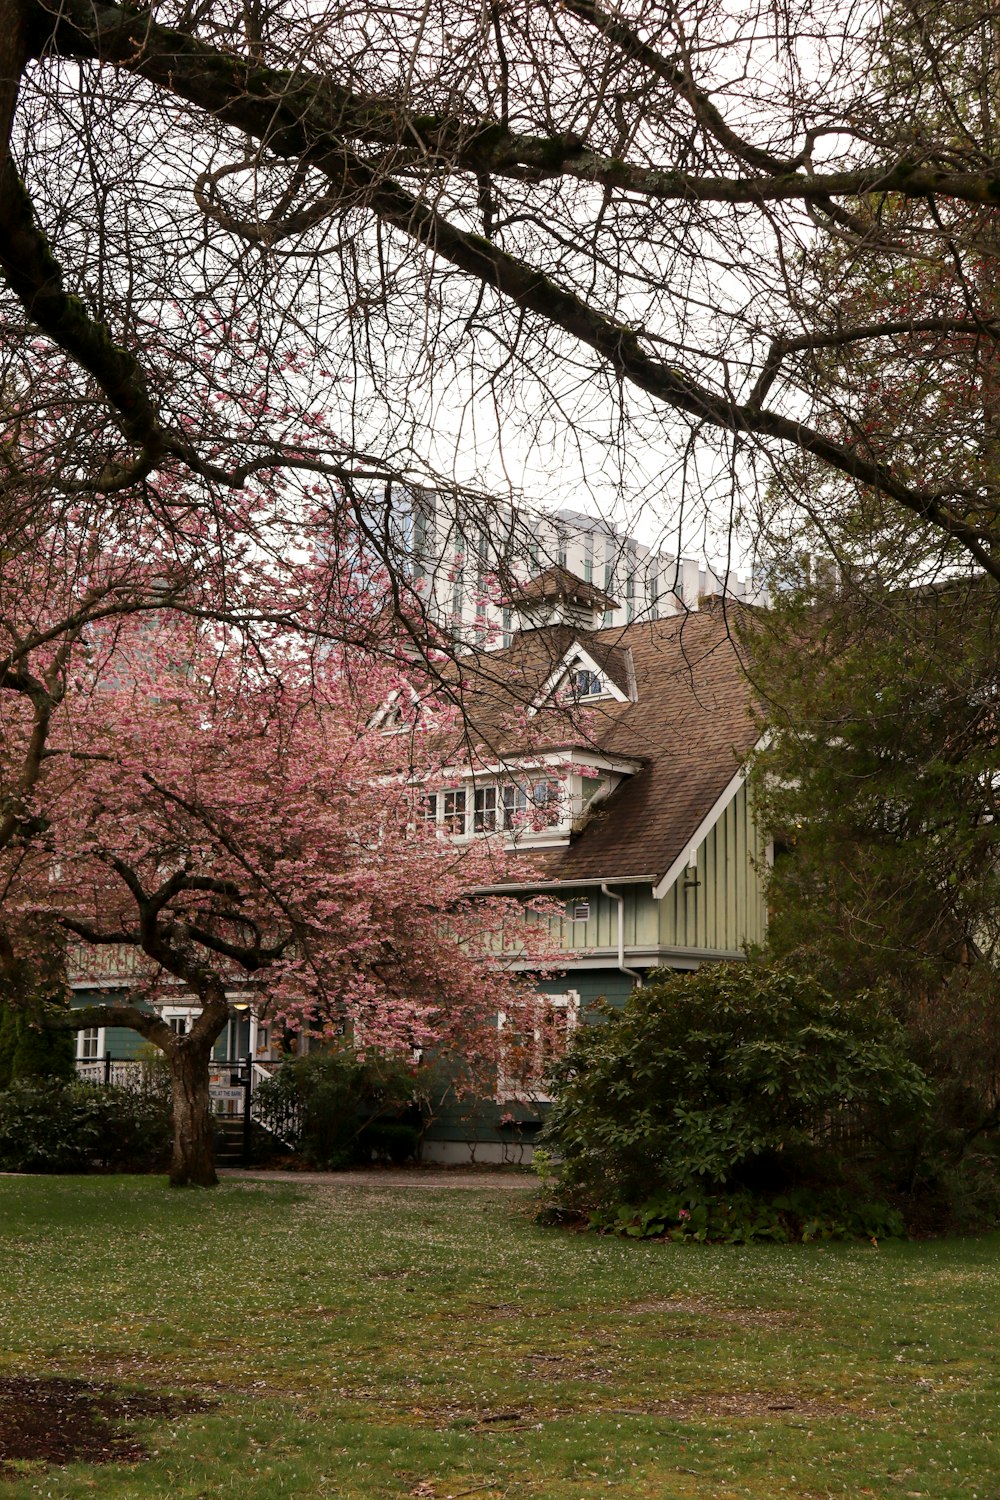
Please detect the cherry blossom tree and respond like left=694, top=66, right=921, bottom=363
left=1, top=594, right=556, bottom=1186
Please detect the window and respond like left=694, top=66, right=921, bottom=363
left=474, top=784, right=498, bottom=831
left=502, top=782, right=528, bottom=829
left=78, top=1028, right=100, bottom=1060
left=497, top=991, right=579, bottom=1101
left=531, top=779, right=562, bottom=824
left=503, top=779, right=561, bottom=832
left=167, top=1016, right=188, bottom=1036
left=443, top=788, right=467, bottom=835
left=571, top=667, right=605, bottom=699
left=421, top=792, right=439, bottom=826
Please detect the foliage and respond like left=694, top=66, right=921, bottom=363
left=254, top=1047, right=425, bottom=1168
left=0, top=1080, right=170, bottom=1174
left=0, top=933, right=75, bottom=1088
left=0, top=1003, right=75, bottom=1089
left=541, top=964, right=933, bottom=1212
left=586, top=1188, right=906, bottom=1245
left=747, top=580, right=1000, bottom=1223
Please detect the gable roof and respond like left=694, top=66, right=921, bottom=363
left=448, top=601, right=759, bottom=887
left=531, top=638, right=635, bottom=710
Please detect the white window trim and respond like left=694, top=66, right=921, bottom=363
left=77, top=1026, right=104, bottom=1061
left=497, top=989, right=580, bottom=1104
left=529, top=643, right=631, bottom=716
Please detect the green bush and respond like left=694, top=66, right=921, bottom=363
left=0, top=1002, right=75, bottom=1088
left=0, top=1080, right=171, bottom=1173
left=255, top=1047, right=424, bottom=1168
left=585, top=1188, right=905, bottom=1244
left=541, top=964, right=933, bottom=1225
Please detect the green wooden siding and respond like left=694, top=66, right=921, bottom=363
left=537, top=970, right=635, bottom=1010
left=656, top=781, right=767, bottom=952
left=544, top=782, right=767, bottom=962
left=70, top=989, right=149, bottom=1059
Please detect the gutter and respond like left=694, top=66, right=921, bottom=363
left=600, top=882, right=644, bottom=987
left=471, top=873, right=655, bottom=895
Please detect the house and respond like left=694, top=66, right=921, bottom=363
left=416, top=568, right=770, bottom=1162
left=69, top=566, right=768, bottom=1160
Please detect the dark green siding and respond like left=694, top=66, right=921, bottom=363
left=70, top=990, right=150, bottom=1059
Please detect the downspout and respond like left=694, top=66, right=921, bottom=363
left=600, top=883, right=643, bottom=987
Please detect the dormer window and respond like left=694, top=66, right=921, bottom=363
left=474, top=784, right=498, bottom=831
left=530, top=640, right=633, bottom=715
left=503, top=778, right=562, bottom=832
left=571, top=667, right=606, bottom=700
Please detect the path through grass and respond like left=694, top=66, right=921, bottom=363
left=0, top=1174, right=996, bottom=1498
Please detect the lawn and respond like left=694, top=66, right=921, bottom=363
left=0, top=1175, right=996, bottom=1499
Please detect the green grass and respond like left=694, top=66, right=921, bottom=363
left=0, top=1175, right=997, bottom=1499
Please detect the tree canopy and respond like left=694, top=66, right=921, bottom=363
left=748, top=575, right=1000, bottom=1153
left=0, top=546, right=557, bottom=1184
left=2, top=0, right=1000, bottom=569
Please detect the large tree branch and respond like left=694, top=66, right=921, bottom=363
left=42, top=0, right=1000, bottom=209
left=179, top=920, right=289, bottom=971
left=0, top=160, right=165, bottom=461
left=14, top=0, right=1000, bottom=576
left=52, top=1000, right=172, bottom=1045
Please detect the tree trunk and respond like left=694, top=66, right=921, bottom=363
left=167, top=1039, right=218, bottom=1187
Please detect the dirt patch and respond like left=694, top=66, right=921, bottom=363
left=415, top=1389, right=873, bottom=1431
left=0, top=1376, right=213, bottom=1471
left=521, top=1351, right=618, bottom=1381
left=622, top=1296, right=803, bottom=1330
left=610, top=1391, right=874, bottom=1421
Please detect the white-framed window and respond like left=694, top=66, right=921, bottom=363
left=78, top=1027, right=101, bottom=1061
left=474, top=783, right=498, bottom=831
left=497, top=990, right=579, bottom=1102
left=443, top=788, right=467, bottom=835
left=424, top=774, right=567, bottom=842
left=502, top=778, right=562, bottom=832
left=571, top=667, right=606, bottom=700
left=502, top=782, right=529, bottom=829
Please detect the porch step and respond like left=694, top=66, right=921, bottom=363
left=213, top=1118, right=247, bottom=1166
left=213, top=1116, right=285, bottom=1166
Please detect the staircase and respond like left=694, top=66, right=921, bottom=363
left=213, top=1116, right=247, bottom=1167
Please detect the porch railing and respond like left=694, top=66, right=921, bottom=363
left=74, top=1052, right=300, bottom=1152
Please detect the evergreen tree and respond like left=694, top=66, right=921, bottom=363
left=0, top=933, right=74, bottom=1088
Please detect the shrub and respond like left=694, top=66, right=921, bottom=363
left=586, top=1187, right=906, bottom=1244
left=0, top=1003, right=75, bottom=1088
left=541, top=964, right=933, bottom=1224
left=255, top=1047, right=424, bottom=1168
left=0, top=1080, right=171, bottom=1173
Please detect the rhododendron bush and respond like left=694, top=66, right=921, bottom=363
left=0, top=478, right=554, bottom=1184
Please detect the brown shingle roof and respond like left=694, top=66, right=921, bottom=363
left=450, top=603, right=758, bottom=886
left=503, top=564, right=619, bottom=612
